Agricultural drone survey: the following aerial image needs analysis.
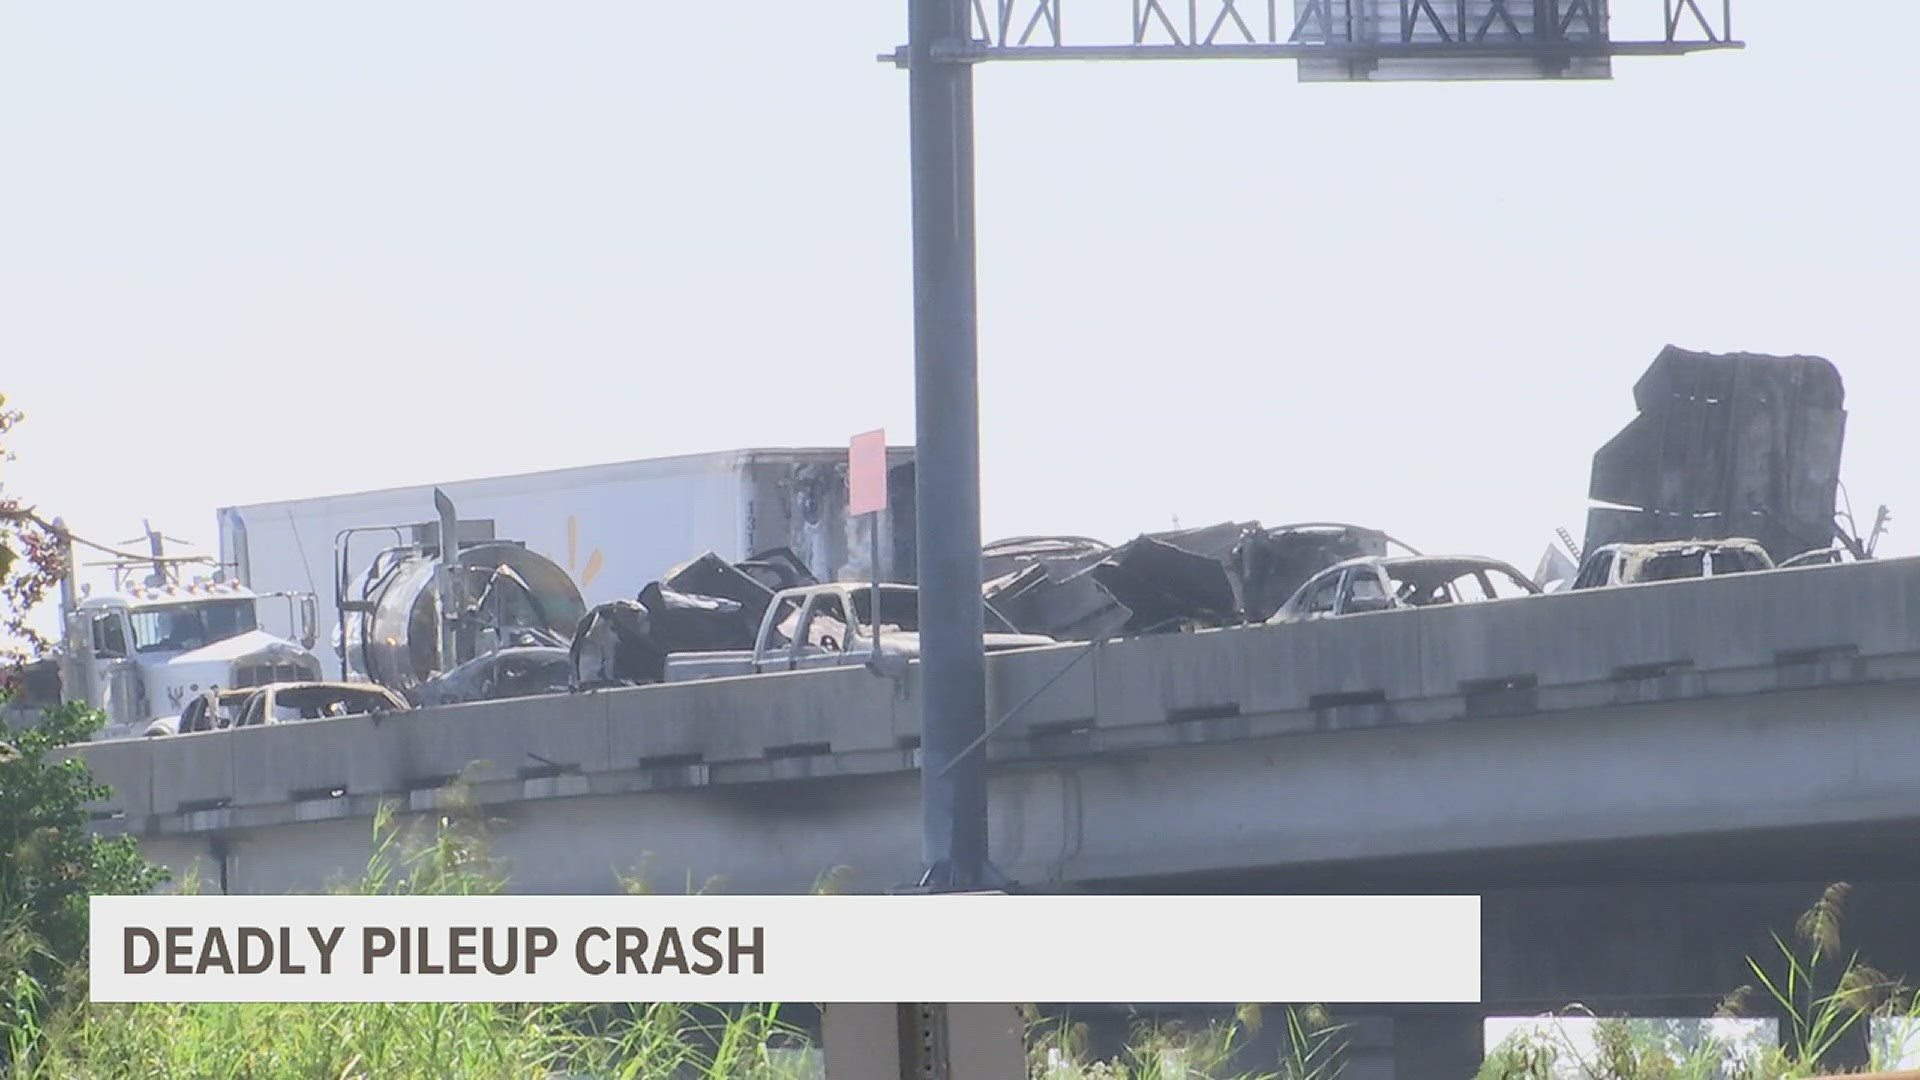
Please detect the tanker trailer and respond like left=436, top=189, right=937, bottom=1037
left=220, top=446, right=918, bottom=680
left=335, top=490, right=586, bottom=697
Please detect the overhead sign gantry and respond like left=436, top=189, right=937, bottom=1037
left=891, top=0, right=1744, bottom=899
left=890, top=0, right=1738, bottom=76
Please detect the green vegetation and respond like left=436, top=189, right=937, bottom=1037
left=3, top=776, right=810, bottom=1079
left=1477, top=884, right=1920, bottom=1079
left=1, top=696, right=167, bottom=1064
left=6, top=701, right=1920, bottom=1078
left=22, top=999, right=809, bottom=1080
left=1025, top=1004, right=1346, bottom=1080
left=8, top=717, right=1920, bottom=1079
left=0, top=737, right=1311, bottom=1079
left=0, top=395, right=67, bottom=657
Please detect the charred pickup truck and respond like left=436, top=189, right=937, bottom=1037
left=662, top=583, right=1054, bottom=683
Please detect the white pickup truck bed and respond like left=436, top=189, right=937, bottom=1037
left=663, top=583, right=1052, bottom=682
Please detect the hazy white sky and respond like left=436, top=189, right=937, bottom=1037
left=2, top=3, right=1914, bottom=588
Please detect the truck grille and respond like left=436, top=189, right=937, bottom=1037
left=233, top=661, right=317, bottom=687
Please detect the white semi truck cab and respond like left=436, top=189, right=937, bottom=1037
left=58, top=542, right=322, bottom=740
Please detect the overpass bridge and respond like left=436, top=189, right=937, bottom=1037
left=69, top=556, right=1920, bottom=1077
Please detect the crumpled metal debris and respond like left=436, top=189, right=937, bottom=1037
left=570, top=599, right=664, bottom=689
left=1091, top=534, right=1241, bottom=632
left=662, top=552, right=778, bottom=628
left=568, top=549, right=804, bottom=688
left=982, top=521, right=1395, bottom=639
left=984, top=561, right=1126, bottom=642
left=1232, top=523, right=1395, bottom=622
left=637, top=581, right=755, bottom=652
left=980, top=536, right=1123, bottom=640
left=1585, top=346, right=1847, bottom=564
left=981, top=536, right=1110, bottom=584
left=568, top=519, right=1402, bottom=678
left=735, top=546, right=819, bottom=592
left=412, top=646, right=574, bottom=707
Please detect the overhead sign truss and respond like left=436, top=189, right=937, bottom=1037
left=885, top=0, right=1740, bottom=76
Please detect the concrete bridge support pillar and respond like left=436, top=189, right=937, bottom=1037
left=820, top=1003, right=1025, bottom=1079
left=1337, top=1010, right=1485, bottom=1080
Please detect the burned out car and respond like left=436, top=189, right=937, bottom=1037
left=411, top=646, right=574, bottom=707
left=1568, top=538, right=1773, bottom=591
left=141, top=682, right=408, bottom=734
left=230, top=682, right=409, bottom=727
left=142, top=687, right=257, bottom=737
left=979, top=521, right=1399, bottom=640
left=1779, top=547, right=1852, bottom=569
left=1266, top=555, right=1540, bottom=623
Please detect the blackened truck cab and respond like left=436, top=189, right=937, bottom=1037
left=62, top=565, right=322, bottom=741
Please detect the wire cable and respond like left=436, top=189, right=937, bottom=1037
left=3, top=507, right=184, bottom=563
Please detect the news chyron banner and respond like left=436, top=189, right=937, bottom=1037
left=93, top=895, right=1480, bottom=1003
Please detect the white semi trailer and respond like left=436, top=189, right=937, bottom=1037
left=218, top=447, right=916, bottom=679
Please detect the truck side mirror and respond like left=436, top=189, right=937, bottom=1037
left=299, top=595, right=318, bottom=650
left=66, top=611, right=94, bottom=659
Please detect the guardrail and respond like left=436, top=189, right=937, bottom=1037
left=68, top=555, right=1920, bottom=839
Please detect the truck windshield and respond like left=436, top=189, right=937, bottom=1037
left=129, top=600, right=258, bottom=653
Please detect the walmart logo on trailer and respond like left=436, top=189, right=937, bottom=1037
left=566, top=515, right=604, bottom=590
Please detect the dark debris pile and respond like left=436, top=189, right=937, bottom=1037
left=982, top=522, right=1396, bottom=640
left=567, top=522, right=1403, bottom=686
left=569, top=546, right=817, bottom=688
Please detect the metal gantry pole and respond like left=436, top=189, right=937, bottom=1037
left=907, top=0, right=990, bottom=891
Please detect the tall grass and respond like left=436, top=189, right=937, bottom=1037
left=1477, top=883, right=1920, bottom=1079
left=1025, top=1003, right=1346, bottom=1080
left=22, top=998, right=819, bottom=1079
left=1478, top=1012, right=1770, bottom=1080
left=11, top=791, right=811, bottom=1079
left=23, top=997, right=814, bottom=1079
left=22, top=782, right=1920, bottom=1078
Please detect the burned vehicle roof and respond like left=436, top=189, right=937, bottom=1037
left=146, top=685, right=276, bottom=737
left=249, top=681, right=407, bottom=697
left=979, top=521, right=1401, bottom=640
left=1584, top=538, right=1772, bottom=558
left=1354, top=554, right=1526, bottom=573
left=1570, top=536, right=1776, bottom=591
left=1313, top=554, right=1542, bottom=584
left=981, top=536, right=1112, bottom=562
left=412, top=646, right=574, bottom=707
left=201, top=687, right=265, bottom=705
left=233, top=682, right=410, bottom=726
left=1267, top=554, right=1540, bottom=624
left=1780, top=547, right=1850, bottom=569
